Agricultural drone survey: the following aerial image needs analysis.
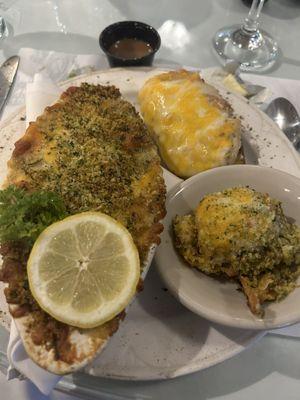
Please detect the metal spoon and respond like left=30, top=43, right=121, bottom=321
left=264, top=97, right=300, bottom=152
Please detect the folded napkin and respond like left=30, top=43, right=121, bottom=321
left=3, top=48, right=300, bottom=395
left=6, top=71, right=64, bottom=396
left=25, top=71, right=61, bottom=127
left=242, top=73, right=300, bottom=115
left=1, top=47, right=108, bottom=121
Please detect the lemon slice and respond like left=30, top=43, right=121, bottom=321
left=27, top=212, right=140, bottom=329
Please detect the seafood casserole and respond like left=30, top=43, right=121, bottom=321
left=0, top=83, right=166, bottom=373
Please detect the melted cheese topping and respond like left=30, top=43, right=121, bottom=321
left=139, top=70, right=241, bottom=178
left=195, top=187, right=277, bottom=261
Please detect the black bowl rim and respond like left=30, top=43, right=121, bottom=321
left=99, top=20, right=161, bottom=61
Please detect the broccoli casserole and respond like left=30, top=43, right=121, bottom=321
left=173, top=187, right=300, bottom=315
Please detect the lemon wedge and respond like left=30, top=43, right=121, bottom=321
left=27, top=212, right=140, bottom=329
left=222, top=74, right=248, bottom=97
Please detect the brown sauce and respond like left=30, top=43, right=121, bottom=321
left=108, top=38, right=153, bottom=59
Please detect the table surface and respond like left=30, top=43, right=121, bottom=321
left=1, top=0, right=300, bottom=399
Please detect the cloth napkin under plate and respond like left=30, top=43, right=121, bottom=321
left=25, top=71, right=61, bottom=128
left=2, top=47, right=300, bottom=395
left=242, top=73, right=300, bottom=115
left=1, top=47, right=109, bottom=121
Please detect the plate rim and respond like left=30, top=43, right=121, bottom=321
left=81, top=329, right=265, bottom=381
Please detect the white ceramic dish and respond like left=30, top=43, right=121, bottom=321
left=156, top=165, right=300, bottom=330
left=0, top=67, right=298, bottom=379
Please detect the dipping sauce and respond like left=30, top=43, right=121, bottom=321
left=108, top=38, right=153, bottom=59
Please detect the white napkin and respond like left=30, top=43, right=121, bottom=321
left=3, top=48, right=300, bottom=394
left=1, top=47, right=108, bottom=121
left=6, top=71, right=63, bottom=396
left=242, top=73, right=300, bottom=115
left=25, top=71, right=61, bottom=127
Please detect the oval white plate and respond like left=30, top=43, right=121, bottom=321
left=156, top=165, right=300, bottom=330
left=0, top=67, right=298, bottom=379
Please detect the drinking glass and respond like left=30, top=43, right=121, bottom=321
left=0, top=0, right=17, bottom=40
left=212, top=0, right=278, bottom=71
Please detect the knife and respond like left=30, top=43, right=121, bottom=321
left=0, top=55, right=20, bottom=116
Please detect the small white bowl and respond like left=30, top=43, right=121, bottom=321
left=155, top=165, right=300, bottom=330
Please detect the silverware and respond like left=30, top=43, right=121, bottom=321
left=0, top=55, right=20, bottom=116
left=264, top=97, right=300, bottom=152
left=224, top=61, right=266, bottom=99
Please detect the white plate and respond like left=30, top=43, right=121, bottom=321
left=156, top=165, right=300, bottom=330
left=0, top=67, right=297, bottom=380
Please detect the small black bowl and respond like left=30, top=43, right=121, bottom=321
left=99, top=21, right=161, bottom=67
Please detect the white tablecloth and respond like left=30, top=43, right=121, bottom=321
left=1, top=0, right=300, bottom=399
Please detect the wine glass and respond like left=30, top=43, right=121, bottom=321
left=0, top=0, right=17, bottom=40
left=212, top=0, right=278, bottom=71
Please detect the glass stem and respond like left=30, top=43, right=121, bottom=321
left=0, top=15, right=7, bottom=38
left=242, top=0, right=265, bottom=33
